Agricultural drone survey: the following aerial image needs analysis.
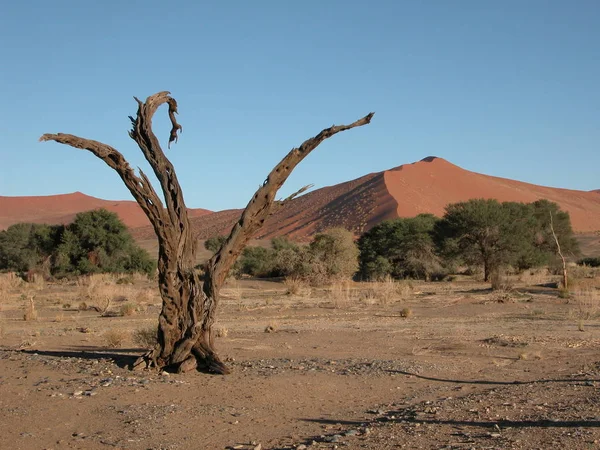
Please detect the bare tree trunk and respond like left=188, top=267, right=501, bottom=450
left=40, top=91, right=373, bottom=374
left=549, top=211, right=568, bottom=290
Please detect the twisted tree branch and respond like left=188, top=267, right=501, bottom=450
left=38, top=133, right=169, bottom=242
left=128, top=92, right=188, bottom=235
left=207, top=112, right=375, bottom=290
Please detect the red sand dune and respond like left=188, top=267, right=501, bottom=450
left=0, top=192, right=211, bottom=230
left=132, top=157, right=600, bottom=242
left=3, top=158, right=600, bottom=240
left=383, top=157, right=600, bottom=233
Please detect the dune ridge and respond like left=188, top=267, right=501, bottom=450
left=0, top=192, right=211, bottom=230
left=3, top=158, right=599, bottom=241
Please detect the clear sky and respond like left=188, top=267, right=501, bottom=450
left=1, top=1, right=598, bottom=210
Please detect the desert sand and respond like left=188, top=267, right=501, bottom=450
left=1, top=272, right=600, bottom=449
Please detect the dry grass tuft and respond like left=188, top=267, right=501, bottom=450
left=0, top=272, right=23, bottom=293
left=491, top=270, right=513, bottom=291
left=329, top=281, right=351, bottom=308
left=221, top=281, right=242, bottom=300
left=399, top=307, right=413, bottom=318
left=76, top=273, right=115, bottom=287
left=214, top=326, right=229, bottom=338
left=23, top=296, right=38, bottom=321
left=264, top=322, right=278, bottom=333
left=572, top=283, right=600, bottom=321
left=284, top=277, right=311, bottom=297
left=133, top=287, right=157, bottom=305
left=77, top=280, right=121, bottom=315
left=569, top=264, right=600, bottom=281
left=104, top=329, right=128, bottom=348
left=26, top=272, right=46, bottom=290
left=132, top=325, right=158, bottom=348
left=119, top=303, right=137, bottom=317
left=54, top=313, right=65, bottom=322
left=519, top=268, right=552, bottom=286
left=360, top=277, right=413, bottom=305
left=372, top=277, right=397, bottom=304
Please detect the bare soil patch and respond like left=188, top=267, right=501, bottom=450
left=1, top=274, right=599, bottom=449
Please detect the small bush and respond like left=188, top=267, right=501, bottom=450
left=569, top=264, right=596, bottom=280
left=264, top=322, right=278, bottom=333
left=116, top=276, right=134, bottom=285
left=119, top=303, right=137, bottom=317
left=134, top=287, right=156, bottom=305
left=491, top=270, right=513, bottom=291
left=285, top=277, right=306, bottom=296
left=399, top=307, right=413, bottom=318
left=573, top=285, right=600, bottom=320
left=82, top=283, right=117, bottom=314
left=104, top=329, right=128, bottom=348
left=329, top=280, right=351, bottom=307
left=204, top=236, right=227, bottom=254
left=0, top=272, right=23, bottom=289
left=578, top=257, right=600, bottom=268
left=26, top=272, right=46, bottom=289
left=518, top=268, right=550, bottom=286
left=132, top=326, right=157, bottom=348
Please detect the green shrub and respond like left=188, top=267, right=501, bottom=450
left=0, top=209, right=156, bottom=277
left=358, top=214, right=442, bottom=281
left=578, top=257, right=600, bottom=268
left=204, top=236, right=227, bottom=254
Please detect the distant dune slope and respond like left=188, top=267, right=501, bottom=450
left=132, top=157, right=600, bottom=241
left=0, top=192, right=211, bottom=230
left=3, top=158, right=599, bottom=241
left=383, top=157, right=600, bottom=232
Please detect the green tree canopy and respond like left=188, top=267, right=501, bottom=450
left=530, top=199, right=580, bottom=260
left=0, top=223, right=60, bottom=273
left=0, top=209, right=155, bottom=277
left=434, top=199, right=530, bottom=280
left=308, top=228, right=359, bottom=283
left=235, top=229, right=358, bottom=284
left=434, top=198, right=578, bottom=281
left=358, top=214, right=442, bottom=280
left=204, top=236, right=227, bottom=254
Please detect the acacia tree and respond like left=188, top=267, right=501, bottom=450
left=41, top=91, right=373, bottom=374
left=434, top=199, right=534, bottom=282
left=358, top=214, right=441, bottom=280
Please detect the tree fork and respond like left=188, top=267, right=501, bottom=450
left=41, top=91, right=373, bottom=374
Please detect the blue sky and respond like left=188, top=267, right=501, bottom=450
left=1, top=1, right=598, bottom=210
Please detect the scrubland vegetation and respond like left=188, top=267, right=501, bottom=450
left=1, top=199, right=599, bottom=449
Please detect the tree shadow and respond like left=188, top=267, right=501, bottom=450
left=272, top=372, right=600, bottom=449
left=301, top=415, right=600, bottom=429
left=513, top=286, right=560, bottom=297
left=16, top=348, right=227, bottom=374
left=290, top=412, right=600, bottom=450
left=287, top=375, right=600, bottom=450
left=18, top=347, right=142, bottom=369
left=455, top=286, right=559, bottom=297
left=387, top=369, right=600, bottom=385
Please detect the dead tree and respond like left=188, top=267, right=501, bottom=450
left=549, top=211, right=568, bottom=290
left=41, top=91, right=373, bottom=374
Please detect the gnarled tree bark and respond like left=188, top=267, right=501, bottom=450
left=41, top=91, right=373, bottom=374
